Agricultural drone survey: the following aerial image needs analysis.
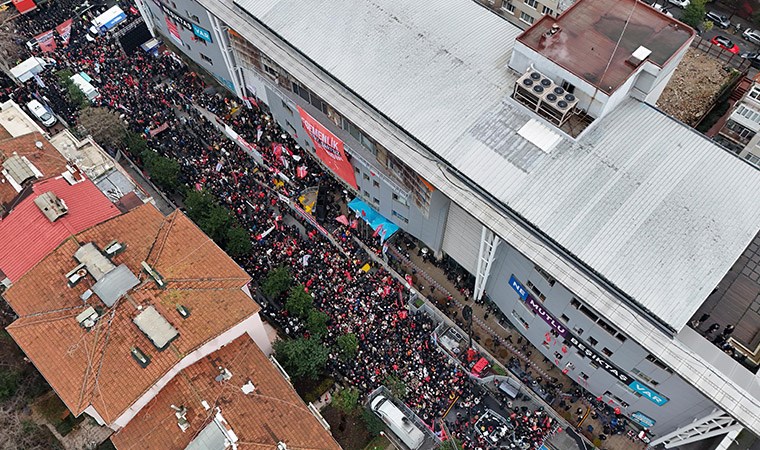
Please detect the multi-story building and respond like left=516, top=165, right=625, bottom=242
left=716, top=81, right=760, bottom=168
left=135, top=0, right=760, bottom=446
left=476, top=0, right=569, bottom=30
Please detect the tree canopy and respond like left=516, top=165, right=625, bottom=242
left=286, top=285, right=314, bottom=318
left=273, top=337, right=328, bottom=380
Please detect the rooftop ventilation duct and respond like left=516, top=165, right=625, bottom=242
left=34, top=191, right=68, bottom=222
left=2, top=154, right=43, bottom=192
left=74, top=243, right=139, bottom=306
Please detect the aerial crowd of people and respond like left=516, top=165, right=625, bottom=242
left=0, top=1, right=567, bottom=448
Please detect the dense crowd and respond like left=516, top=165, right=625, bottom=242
left=4, top=1, right=561, bottom=448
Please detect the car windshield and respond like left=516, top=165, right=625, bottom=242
left=719, top=38, right=733, bottom=46
left=40, top=112, right=51, bottom=121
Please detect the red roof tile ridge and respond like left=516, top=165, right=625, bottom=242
left=145, top=209, right=181, bottom=268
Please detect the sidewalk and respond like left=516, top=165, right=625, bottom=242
left=387, top=246, right=647, bottom=450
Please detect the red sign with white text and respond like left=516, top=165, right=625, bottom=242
left=297, top=106, right=357, bottom=188
left=56, top=19, right=73, bottom=47
left=12, top=0, right=37, bottom=14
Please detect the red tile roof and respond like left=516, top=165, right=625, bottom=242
left=112, top=335, right=340, bottom=450
left=0, top=177, right=120, bottom=283
left=4, top=204, right=259, bottom=425
left=0, top=132, right=70, bottom=206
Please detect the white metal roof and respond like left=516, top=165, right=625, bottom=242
left=232, top=0, right=760, bottom=332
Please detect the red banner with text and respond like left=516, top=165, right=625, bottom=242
left=35, top=30, right=57, bottom=53
left=12, top=0, right=37, bottom=14
left=56, top=19, right=73, bottom=47
left=297, top=106, right=357, bottom=189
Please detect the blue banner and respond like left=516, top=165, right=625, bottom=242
left=631, top=411, right=656, bottom=428
left=508, top=275, right=528, bottom=301
left=628, top=380, right=669, bottom=406
left=192, top=23, right=212, bottom=42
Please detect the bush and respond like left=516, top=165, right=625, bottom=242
left=302, top=377, right=335, bottom=404
left=491, top=364, right=507, bottom=376
left=225, top=225, right=252, bottom=257
left=273, top=337, right=328, bottom=380
left=123, top=131, right=149, bottom=159
left=362, top=409, right=385, bottom=437
left=286, top=285, right=314, bottom=318
left=682, top=0, right=706, bottom=28
left=0, top=369, right=20, bottom=400
left=336, top=333, right=359, bottom=360
left=142, top=150, right=180, bottom=191
left=307, top=310, right=329, bottom=337
left=262, top=267, right=292, bottom=299
left=332, top=387, right=360, bottom=414
left=184, top=189, right=234, bottom=244
left=384, top=374, right=407, bottom=400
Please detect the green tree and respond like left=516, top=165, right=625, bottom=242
left=336, top=333, right=359, bottom=360
left=225, top=225, right=252, bottom=257
left=438, top=438, right=464, bottom=450
left=142, top=150, right=180, bottom=191
left=0, top=369, right=20, bottom=400
left=332, top=387, right=360, bottom=414
left=273, top=337, right=328, bottom=380
left=362, top=409, right=385, bottom=436
left=682, top=0, right=707, bottom=29
left=384, top=374, right=407, bottom=400
left=184, top=190, right=233, bottom=243
left=286, top=285, right=313, bottom=318
left=261, top=266, right=292, bottom=299
left=307, top=309, right=329, bottom=337
left=123, top=131, right=149, bottom=159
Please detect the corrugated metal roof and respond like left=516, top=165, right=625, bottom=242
left=231, top=0, right=760, bottom=332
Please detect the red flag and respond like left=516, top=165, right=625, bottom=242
left=56, top=19, right=73, bottom=46
left=35, top=30, right=57, bottom=53
left=297, top=106, right=357, bottom=188
left=296, top=165, right=308, bottom=178
left=12, top=0, right=36, bottom=14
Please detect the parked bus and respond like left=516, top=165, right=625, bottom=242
left=370, top=395, right=425, bottom=450
left=88, top=5, right=127, bottom=39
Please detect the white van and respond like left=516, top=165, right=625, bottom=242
left=26, top=100, right=56, bottom=127
left=370, top=395, right=425, bottom=450
left=70, top=73, right=100, bottom=102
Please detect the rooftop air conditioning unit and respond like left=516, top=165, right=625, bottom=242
left=538, top=85, right=579, bottom=126
left=514, top=71, right=545, bottom=111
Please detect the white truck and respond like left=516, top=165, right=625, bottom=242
left=370, top=395, right=425, bottom=450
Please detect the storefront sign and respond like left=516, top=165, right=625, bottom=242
left=526, top=296, right=568, bottom=337
left=508, top=275, right=528, bottom=301
left=628, top=380, right=669, bottom=406
left=297, top=106, right=357, bottom=188
left=568, top=335, right=632, bottom=384
left=192, top=23, right=212, bottom=42
left=160, top=4, right=191, bottom=30
left=630, top=411, right=656, bottom=428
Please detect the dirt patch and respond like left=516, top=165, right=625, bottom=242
left=321, top=405, right=373, bottom=450
left=658, top=47, right=736, bottom=126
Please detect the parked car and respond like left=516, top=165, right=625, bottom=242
left=651, top=3, right=673, bottom=17
left=705, top=11, right=731, bottom=29
left=668, top=0, right=690, bottom=8
left=711, top=35, right=740, bottom=54
left=741, top=52, right=760, bottom=68
left=25, top=99, right=56, bottom=127
left=742, top=28, right=760, bottom=45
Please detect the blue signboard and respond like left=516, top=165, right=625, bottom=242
left=631, top=411, right=656, bottom=428
left=628, top=380, right=669, bottom=406
left=101, top=12, right=127, bottom=31
left=192, top=23, right=212, bottom=43
left=508, top=275, right=528, bottom=301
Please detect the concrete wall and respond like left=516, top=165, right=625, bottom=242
left=142, top=0, right=236, bottom=92
left=484, top=240, right=719, bottom=436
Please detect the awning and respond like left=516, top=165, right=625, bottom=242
left=472, top=357, right=489, bottom=376
left=347, top=198, right=399, bottom=242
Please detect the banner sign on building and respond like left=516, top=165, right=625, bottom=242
left=628, top=380, right=669, bottom=406
left=568, top=335, right=632, bottom=384
left=631, top=411, right=656, bottom=428
left=508, top=275, right=529, bottom=301
left=12, top=0, right=36, bottom=14
left=297, top=106, right=357, bottom=189
left=160, top=4, right=192, bottom=30
left=165, top=16, right=183, bottom=46
left=526, top=296, right=568, bottom=337
left=192, top=23, right=212, bottom=42
left=34, top=30, right=57, bottom=53
left=56, top=19, right=73, bottom=46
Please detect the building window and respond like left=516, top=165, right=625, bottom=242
left=579, top=372, right=589, bottom=380
left=631, top=368, right=659, bottom=386
left=373, top=180, right=380, bottom=188
left=525, top=280, right=546, bottom=301
left=502, top=1, right=515, bottom=13
left=646, top=354, right=674, bottom=374
left=735, top=104, right=760, bottom=125
left=542, top=5, right=554, bottom=15
left=200, top=53, right=213, bottom=64
left=263, top=64, right=278, bottom=78
left=749, top=85, right=760, bottom=100
left=561, top=81, right=576, bottom=93
left=560, top=314, right=569, bottom=323
left=554, top=351, right=563, bottom=360
left=372, top=197, right=380, bottom=206
left=520, top=11, right=535, bottom=24
left=392, top=192, right=409, bottom=206
left=576, top=350, right=586, bottom=359
left=570, top=298, right=581, bottom=309
left=524, top=0, right=538, bottom=8
left=589, top=359, right=600, bottom=370
left=588, top=336, right=598, bottom=347
left=512, top=310, right=530, bottom=329
left=363, top=173, right=370, bottom=181
left=392, top=210, right=409, bottom=224
left=534, top=266, right=556, bottom=286
left=579, top=304, right=598, bottom=322
left=355, top=167, right=361, bottom=174
left=192, top=14, right=200, bottom=22
left=573, top=327, right=584, bottom=336
left=745, top=152, right=760, bottom=167
left=602, top=347, right=613, bottom=357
